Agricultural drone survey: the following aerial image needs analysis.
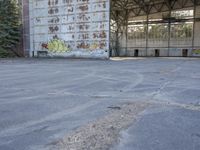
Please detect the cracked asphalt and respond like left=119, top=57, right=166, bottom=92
left=0, top=57, right=200, bottom=150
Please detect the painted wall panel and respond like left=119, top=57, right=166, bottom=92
left=30, top=0, right=110, bottom=58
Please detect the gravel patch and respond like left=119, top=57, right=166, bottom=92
left=46, top=102, right=148, bottom=150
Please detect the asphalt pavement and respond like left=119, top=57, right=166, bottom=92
left=0, top=57, right=200, bottom=150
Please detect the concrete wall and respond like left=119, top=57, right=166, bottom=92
left=22, top=0, right=30, bottom=57
left=193, top=5, right=200, bottom=56
left=29, top=0, right=110, bottom=59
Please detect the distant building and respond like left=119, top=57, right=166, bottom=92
left=22, top=0, right=200, bottom=58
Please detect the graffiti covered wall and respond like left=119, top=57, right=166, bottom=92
left=192, top=49, right=200, bottom=56
left=29, top=0, right=110, bottom=58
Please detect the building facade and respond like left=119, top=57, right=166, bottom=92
left=23, top=0, right=200, bottom=58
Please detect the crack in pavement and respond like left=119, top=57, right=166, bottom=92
left=44, top=102, right=149, bottom=150
left=42, top=100, right=200, bottom=150
left=150, top=100, right=200, bottom=111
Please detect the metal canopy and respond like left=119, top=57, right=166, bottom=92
left=110, top=0, right=200, bottom=57
left=111, top=0, right=200, bottom=18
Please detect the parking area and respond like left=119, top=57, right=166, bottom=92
left=0, top=58, right=200, bottom=150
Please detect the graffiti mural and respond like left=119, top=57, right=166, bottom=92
left=42, top=38, right=71, bottom=53
left=30, top=0, right=110, bottom=58
left=192, top=49, right=200, bottom=56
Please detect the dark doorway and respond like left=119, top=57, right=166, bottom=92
left=32, top=51, right=35, bottom=57
left=134, top=49, right=139, bottom=57
left=182, top=49, right=188, bottom=57
left=155, top=49, right=160, bottom=57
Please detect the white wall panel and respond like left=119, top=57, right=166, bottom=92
left=30, top=0, right=110, bottom=58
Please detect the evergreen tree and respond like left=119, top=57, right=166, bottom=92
left=0, top=0, right=20, bottom=57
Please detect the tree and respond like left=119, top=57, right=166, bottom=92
left=0, top=0, right=20, bottom=57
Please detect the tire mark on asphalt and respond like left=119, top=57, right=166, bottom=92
left=0, top=100, right=101, bottom=138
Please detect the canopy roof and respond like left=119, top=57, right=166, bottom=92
left=111, top=0, right=200, bottom=17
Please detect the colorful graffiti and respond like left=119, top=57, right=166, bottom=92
left=192, top=49, right=200, bottom=55
left=42, top=39, right=107, bottom=53
left=42, top=39, right=70, bottom=53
